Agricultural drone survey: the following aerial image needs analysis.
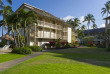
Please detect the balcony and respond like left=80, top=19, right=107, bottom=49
left=38, top=20, right=44, bottom=26
left=57, top=25, right=62, bottom=30
left=63, top=28, right=68, bottom=32
left=44, top=22, right=51, bottom=28
left=57, top=34, right=62, bottom=39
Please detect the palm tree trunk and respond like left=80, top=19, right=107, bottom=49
left=87, top=23, right=89, bottom=36
left=24, top=20, right=26, bottom=46
left=16, top=25, right=20, bottom=47
left=2, top=25, right=3, bottom=36
left=12, top=25, right=17, bottom=48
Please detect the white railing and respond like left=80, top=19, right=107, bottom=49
left=44, top=22, right=50, bottom=27
left=57, top=25, right=62, bottom=30
left=38, top=20, right=44, bottom=26
left=63, top=28, right=67, bottom=32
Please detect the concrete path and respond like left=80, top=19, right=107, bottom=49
left=0, top=52, right=44, bottom=72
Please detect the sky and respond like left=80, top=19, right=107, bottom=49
left=0, top=0, right=109, bottom=36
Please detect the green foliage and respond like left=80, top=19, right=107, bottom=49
left=97, top=45, right=106, bottom=48
left=0, top=40, right=7, bottom=47
left=83, top=36, right=94, bottom=43
left=55, top=38, right=61, bottom=48
left=9, top=41, right=15, bottom=48
left=12, top=47, right=32, bottom=55
left=27, top=46, right=42, bottom=52
left=93, top=44, right=96, bottom=47
left=84, top=44, right=96, bottom=47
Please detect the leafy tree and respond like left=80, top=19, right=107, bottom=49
left=92, top=23, right=97, bottom=29
left=0, top=0, right=12, bottom=36
left=67, top=18, right=81, bottom=29
left=102, top=1, right=110, bottom=48
left=101, top=1, right=110, bottom=17
left=17, top=9, right=37, bottom=46
left=81, top=25, right=86, bottom=31
left=83, top=14, right=95, bottom=35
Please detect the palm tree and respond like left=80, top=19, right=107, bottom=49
left=83, top=14, right=95, bottom=35
left=81, top=25, right=86, bottom=31
left=101, top=1, right=110, bottom=48
left=17, top=9, right=37, bottom=46
left=101, top=1, right=110, bottom=17
left=92, top=23, right=97, bottom=29
left=67, top=18, right=81, bottom=29
left=0, top=0, right=12, bottom=36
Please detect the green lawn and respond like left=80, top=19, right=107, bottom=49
left=0, top=53, right=26, bottom=63
left=1, top=48, right=110, bottom=74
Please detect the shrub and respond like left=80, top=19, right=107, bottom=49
left=97, top=45, right=106, bottom=48
left=27, top=46, right=42, bottom=52
left=12, top=47, right=32, bottom=55
left=92, top=44, right=96, bottom=47
left=55, top=38, right=61, bottom=48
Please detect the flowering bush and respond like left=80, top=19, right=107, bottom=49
left=89, top=41, right=93, bottom=45
left=75, top=41, right=78, bottom=44
left=49, top=41, right=55, bottom=46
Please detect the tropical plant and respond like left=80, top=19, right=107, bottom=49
left=17, top=9, right=37, bottom=46
left=83, top=14, right=95, bottom=35
left=101, top=1, right=110, bottom=17
left=101, top=1, right=110, bottom=48
left=67, top=18, right=81, bottom=29
left=0, top=0, right=12, bottom=36
left=83, top=36, right=94, bottom=44
left=81, top=25, right=86, bottom=31
left=92, top=23, right=97, bottom=29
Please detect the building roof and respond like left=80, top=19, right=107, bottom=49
left=83, top=27, right=105, bottom=34
left=17, top=3, right=72, bottom=27
left=104, top=16, right=110, bottom=20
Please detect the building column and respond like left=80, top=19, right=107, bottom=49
left=61, top=22, right=63, bottom=40
left=43, top=19, right=45, bottom=38
left=34, top=23, right=37, bottom=45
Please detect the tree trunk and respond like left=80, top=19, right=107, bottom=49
left=2, top=25, right=3, bottom=36
left=12, top=25, right=18, bottom=48
left=88, top=23, right=89, bottom=36
left=16, top=25, right=20, bottom=48
left=24, top=20, right=26, bottom=46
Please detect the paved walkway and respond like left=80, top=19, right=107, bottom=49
left=0, top=52, right=45, bottom=72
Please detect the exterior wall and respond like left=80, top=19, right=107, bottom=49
left=16, top=6, right=77, bottom=46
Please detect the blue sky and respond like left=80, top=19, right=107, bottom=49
left=0, top=0, right=109, bottom=36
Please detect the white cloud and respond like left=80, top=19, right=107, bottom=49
left=63, top=15, right=74, bottom=21
left=99, top=24, right=105, bottom=28
left=79, top=16, right=84, bottom=23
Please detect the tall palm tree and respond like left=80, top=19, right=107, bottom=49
left=67, top=18, right=81, bottom=29
left=101, top=1, right=110, bottom=17
left=83, top=14, right=95, bottom=35
left=73, top=18, right=81, bottom=29
left=17, top=9, right=38, bottom=46
left=0, top=0, right=12, bottom=36
left=92, top=23, right=97, bottom=29
left=101, top=1, right=110, bottom=48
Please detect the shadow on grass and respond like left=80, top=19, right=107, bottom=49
left=48, top=48, right=110, bottom=68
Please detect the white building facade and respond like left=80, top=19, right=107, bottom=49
left=16, top=3, right=77, bottom=46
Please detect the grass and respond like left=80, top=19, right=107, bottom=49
left=1, top=48, right=110, bottom=74
left=0, top=53, right=26, bottom=63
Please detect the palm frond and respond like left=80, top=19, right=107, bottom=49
left=7, top=0, right=12, bottom=5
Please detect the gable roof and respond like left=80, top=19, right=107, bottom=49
left=17, top=3, right=72, bottom=27
left=83, top=27, right=105, bottom=34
